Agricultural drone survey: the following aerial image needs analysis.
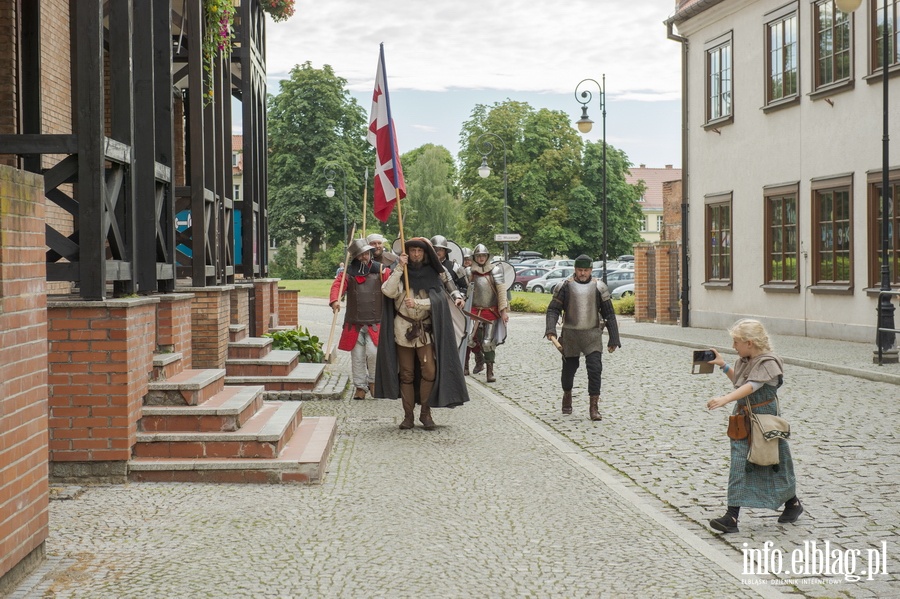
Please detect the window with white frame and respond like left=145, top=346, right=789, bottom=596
left=639, top=215, right=648, bottom=232
left=656, top=215, right=664, bottom=231
left=706, top=32, right=733, bottom=124
left=766, top=6, right=799, bottom=104
left=234, top=184, right=241, bottom=201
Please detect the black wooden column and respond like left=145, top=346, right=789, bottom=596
left=154, top=0, right=176, bottom=293
left=187, top=0, right=207, bottom=287
left=74, top=0, right=106, bottom=299
left=109, top=0, right=137, bottom=296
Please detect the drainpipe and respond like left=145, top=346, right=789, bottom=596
left=667, top=20, right=690, bottom=327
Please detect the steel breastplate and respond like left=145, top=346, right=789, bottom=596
left=346, top=270, right=383, bottom=325
left=471, top=272, right=497, bottom=309
left=562, top=278, right=600, bottom=330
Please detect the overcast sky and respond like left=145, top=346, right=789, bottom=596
left=261, top=0, right=683, bottom=167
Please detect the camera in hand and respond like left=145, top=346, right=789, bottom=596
left=693, top=349, right=715, bottom=363
left=691, top=349, right=716, bottom=374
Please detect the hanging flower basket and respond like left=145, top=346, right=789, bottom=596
left=261, top=0, right=295, bottom=22
left=202, top=0, right=236, bottom=104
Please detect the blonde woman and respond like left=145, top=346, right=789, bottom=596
left=705, top=319, right=802, bottom=533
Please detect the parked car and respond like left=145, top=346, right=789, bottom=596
left=546, top=267, right=607, bottom=294
left=537, top=259, right=575, bottom=270
left=511, top=267, right=549, bottom=292
left=611, top=283, right=635, bottom=299
left=604, top=269, right=635, bottom=293
left=509, top=251, right=544, bottom=264
left=526, top=267, right=574, bottom=293
left=618, top=254, right=635, bottom=262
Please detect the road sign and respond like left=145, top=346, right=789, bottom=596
left=494, top=233, right=522, bottom=242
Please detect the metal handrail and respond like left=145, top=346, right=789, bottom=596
left=876, top=289, right=900, bottom=365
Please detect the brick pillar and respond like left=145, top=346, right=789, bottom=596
left=46, top=297, right=157, bottom=482
left=633, top=243, right=653, bottom=323
left=654, top=241, right=679, bottom=324
left=156, top=293, right=194, bottom=369
left=186, top=286, right=231, bottom=368
left=0, top=166, right=49, bottom=585
left=253, top=278, right=280, bottom=336
left=230, top=284, right=251, bottom=327
left=278, top=288, right=300, bottom=328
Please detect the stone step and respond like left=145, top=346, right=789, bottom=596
left=132, top=401, right=302, bottom=459
left=145, top=369, right=225, bottom=406
left=151, top=352, right=183, bottom=382
left=128, top=416, right=337, bottom=484
left=228, top=336, right=273, bottom=360
left=225, top=350, right=300, bottom=377
left=229, top=324, right=248, bottom=343
left=264, top=371, right=349, bottom=401
left=225, top=362, right=325, bottom=393
left=139, top=385, right=266, bottom=433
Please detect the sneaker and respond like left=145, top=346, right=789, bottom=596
left=709, top=514, right=739, bottom=533
left=778, top=500, right=804, bottom=523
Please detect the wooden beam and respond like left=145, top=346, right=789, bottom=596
left=0, top=134, right=78, bottom=155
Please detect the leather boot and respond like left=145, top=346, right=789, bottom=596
left=589, top=395, right=602, bottom=421
left=473, top=352, right=485, bottom=374
left=486, top=363, right=496, bottom=383
left=418, top=379, right=436, bottom=430
left=419, top=402, right=436, bottom=430
left=368, top=382, right=376, bottom=398
left=353, top=387, right=367, bottom=400
left=399, top=383, right=415, bottom=429
left=464, top=349, right=471, bottom=376
left=561, top=390, right=572, bottom=415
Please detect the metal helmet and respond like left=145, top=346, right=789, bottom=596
left=473, top=243, right=489, bottom=256
left=348, top=239, right=374, bottom=260
left=461, top=247, right=474, bottom=259
left=430, top=235, right=449, bottom=251
left=366, top=233, right=385, bottom=244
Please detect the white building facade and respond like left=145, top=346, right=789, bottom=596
left=669, top=0, right=900, bottom=342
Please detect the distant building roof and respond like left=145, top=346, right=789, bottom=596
left=625, top=164, right=682, bottom=209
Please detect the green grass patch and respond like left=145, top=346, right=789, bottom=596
left=277, top=279, right=333, bottom=298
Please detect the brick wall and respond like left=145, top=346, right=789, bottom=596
left=157, top=293, right=194, bottom=369
left=654, top=241, right=680, bottom=325
left=230, top=285, right=250, bottom=327
left=188, top=287, right=231, bottom=368
left=634, top=243, right=652, bottom=323
left=662, top=180, right=683, bottom=243
left=0, top=2, right=18, bottom=167
left=253, top=279, right=279, bottom=336
left=47, top=297, right=158, bottom=481
left=0, top=166, right=49, bottom=585
left=278, top=288, right=300, bottom=328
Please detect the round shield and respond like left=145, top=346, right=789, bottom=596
left=391, top=237, right=403, bottom=255
left=495, top=261, right=517, bottom=291
left=445, top=239, right=464, bottom=267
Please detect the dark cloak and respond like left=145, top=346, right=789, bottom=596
left=374, top=249, right=470, bottom=408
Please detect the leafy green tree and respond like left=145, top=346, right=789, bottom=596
left=458, top=101, right=582, bottom=257
left=577, top=141, right=645, bottom=259
left=267, top=62, right=370, bottom=253
left=397, top=144, right=461, bottom=240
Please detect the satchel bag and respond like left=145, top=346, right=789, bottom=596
left=745, top=396, right=790, bottom=467
left=727, top=410, right=750, bottom=440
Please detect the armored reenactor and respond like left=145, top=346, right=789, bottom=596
left=544, top=254, right=621, bottom=421
left=461, top=247, right=474, bottom=270
left=431, top=235, right=468, bottom=298
left=466, top=244, right=509, bottom=383
left=366, top=232, right=399, bottom=268
left=329, top=239, right=391, bottom=399
left=376, top=238, right=469, bottom=430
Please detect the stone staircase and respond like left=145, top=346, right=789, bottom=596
left=223, top=324, right=342, bottom=397
left=128, top=342, right=339, bottom=484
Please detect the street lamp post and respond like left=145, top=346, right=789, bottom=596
left=836, top=0, right=896, bottom=361
left=324, top=163, right=348, bottom=243
left=574, top=75, right=608, bottom=283
left=476, top=132, right=509, bottom=261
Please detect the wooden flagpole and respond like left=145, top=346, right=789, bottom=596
left=394, top=189, right=412, bottom=299
left=361, top=167, right=369, bottom=238
left=324, top=223, right=357, bottom=362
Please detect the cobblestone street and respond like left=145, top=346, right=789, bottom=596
left=11, top=298, right=900, bottom=598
